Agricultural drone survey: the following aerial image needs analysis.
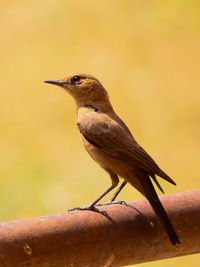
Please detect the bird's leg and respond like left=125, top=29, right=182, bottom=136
left=96, top=180, right=127, bottom=207
left=109, top=180, right=127, bottom=202
left=68, top=172, right=119, bottom=214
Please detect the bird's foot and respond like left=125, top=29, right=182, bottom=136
left=68, top=205, right=108, bottom=216
left=95, top=200, right=127, bottom=207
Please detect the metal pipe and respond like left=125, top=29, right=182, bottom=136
left=0, top=191, right=199, bottom=266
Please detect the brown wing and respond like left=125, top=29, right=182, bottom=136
left=77, top=112, right=175, bottom=185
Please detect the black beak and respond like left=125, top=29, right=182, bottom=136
left=43, top=80, right=65, bottom=86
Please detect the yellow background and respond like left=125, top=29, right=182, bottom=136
left=0, top=1, right=199, bottom=266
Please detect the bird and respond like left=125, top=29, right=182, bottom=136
left=44, top=73, right=180, bottom=245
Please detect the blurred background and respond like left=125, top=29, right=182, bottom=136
left=0, top=0, right=199, bottom=266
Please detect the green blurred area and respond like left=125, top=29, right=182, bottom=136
left=0, top=1, right=200, bottom=266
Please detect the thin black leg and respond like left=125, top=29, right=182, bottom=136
left=95, top=180, right=127, bottom=207
left=68, top=172, right=119, bottom=213
left=109, top=180, right=127, bottom=202
left=87, top=184, right=116, bottom=207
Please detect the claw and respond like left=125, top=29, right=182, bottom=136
left=67, top=205, right=108, bottom=216
left=68, top=205, right=91, bottom=212
left=95, top=200, right=127, bottom=207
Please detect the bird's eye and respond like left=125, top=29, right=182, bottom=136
left=72, top=75, right=81, bottom=83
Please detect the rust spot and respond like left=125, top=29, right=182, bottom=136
left=104, top=254, right=115, bottom=267
left=149, top=221, right=155, bottom=227
left=23, top=244, right=32, bottom=256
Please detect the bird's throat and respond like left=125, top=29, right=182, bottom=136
left=77, top=106, right=97, bottom=119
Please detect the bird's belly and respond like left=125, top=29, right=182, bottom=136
left=83, top=138, right=131, bottom=178
left=82, top=136, right=147, bottom=195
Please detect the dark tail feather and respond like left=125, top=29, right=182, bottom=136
left=146, top=179, right=180, bottom=245
left=150, top=174, right=164, bottom=193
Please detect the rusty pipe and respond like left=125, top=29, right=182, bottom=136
left=0, top=191, right=200, bottom=266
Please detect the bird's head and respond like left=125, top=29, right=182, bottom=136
left=44, top=73, right=112, bottom=111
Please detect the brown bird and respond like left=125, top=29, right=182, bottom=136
left=44, top=73, right=180, bottom=245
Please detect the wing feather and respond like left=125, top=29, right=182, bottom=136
left=77, top=112, right=175, bottom=185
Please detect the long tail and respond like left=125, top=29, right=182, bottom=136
left=145, top=177, right=180, bottom=245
